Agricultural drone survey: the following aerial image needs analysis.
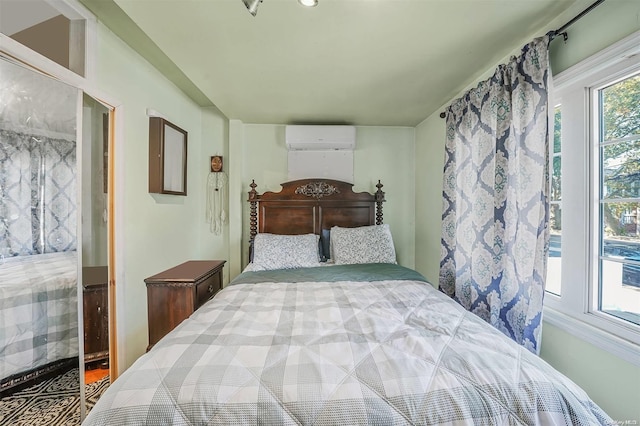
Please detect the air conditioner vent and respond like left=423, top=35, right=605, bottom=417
left=285, top=125, right=356, bottom=150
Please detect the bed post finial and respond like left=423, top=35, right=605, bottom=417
left=375, top=180, right=385, bottom=225
left=248, top=180, right=258, bottom=241
left=248, top=180, right=257, bottom=200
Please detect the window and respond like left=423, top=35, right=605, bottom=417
left=546, top=31, right=640, bottom=365
left=546, top=105, right=562, bottom=296
left=595, top=73, right=640, bottom=326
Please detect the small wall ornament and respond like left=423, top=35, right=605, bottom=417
left=210, top=155, right=223, bottom=173
left=206, top=156, right=227, bottom=235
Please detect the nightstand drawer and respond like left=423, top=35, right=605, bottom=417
left=195, top=272, right=221, bottom=310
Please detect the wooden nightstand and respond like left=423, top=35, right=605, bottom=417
left=82, top=266, right=109, bottom=364
left=145, top=260, right=225, bottom=350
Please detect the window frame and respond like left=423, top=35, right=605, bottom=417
left=592, top=74, right=640, bottom=330
left=545, top=30, right=640, bottom=366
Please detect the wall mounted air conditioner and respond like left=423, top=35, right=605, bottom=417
left=285, top=125, right=356, bottom=150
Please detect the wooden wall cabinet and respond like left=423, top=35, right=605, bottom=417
left=82, top=266, right=109, bottom=364
left=145, top=260, right=225, bottom=350
left=148, top=117, right=188, bottom=195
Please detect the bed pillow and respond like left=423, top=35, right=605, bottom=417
left=330, top=224, right=397, bottom=265
left=252, top=233, right=320, bottom=270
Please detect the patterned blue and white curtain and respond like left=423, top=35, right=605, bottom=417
left=0, top=129, right=77, bottom=257
left=439, top=35, right=552, bottom=354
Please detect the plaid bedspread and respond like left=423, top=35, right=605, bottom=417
left=85, top=265, right=611, bottom=425
left=0, top=252, right=79, bottom=381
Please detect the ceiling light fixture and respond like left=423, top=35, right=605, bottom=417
left=242, top=0, right=318, bottom=16
left=242, top=0, right=262, bottom=16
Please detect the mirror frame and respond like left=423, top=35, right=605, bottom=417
left=148, top=117, right=188, bottom=196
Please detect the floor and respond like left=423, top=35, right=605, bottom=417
left=85, top=367, right=109, bottom=385
left=85, top=361, right=109, bottom=385
left=0, top=368, right=110, bottom=426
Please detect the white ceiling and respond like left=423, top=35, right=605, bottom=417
left=93, top=0, right=583, bottom=126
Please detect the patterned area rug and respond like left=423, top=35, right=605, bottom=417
left=0, top=369, right=109, bottom=426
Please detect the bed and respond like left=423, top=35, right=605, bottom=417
left=0, top=251, right=79, bottom=395
left=83, top=179, right=611, bottom=425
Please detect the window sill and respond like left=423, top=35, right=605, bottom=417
left=543, top=306, right=640, bottom=367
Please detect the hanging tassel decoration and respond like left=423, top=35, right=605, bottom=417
left=206, top=171, right=228, bottom=235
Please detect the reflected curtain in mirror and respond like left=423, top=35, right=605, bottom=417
left=0, top=131, right=76, bottom=256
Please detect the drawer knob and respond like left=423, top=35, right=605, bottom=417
left=207, top=284, right=214, bottom=293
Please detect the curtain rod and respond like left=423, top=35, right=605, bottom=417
left=551, top=0, right=606, bottom=39
left=438, top=0, right=607, bottom=119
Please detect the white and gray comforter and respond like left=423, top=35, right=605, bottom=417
left=84, top=264, right=611, bottom=425
left=0, top=251, right=79, bottom=381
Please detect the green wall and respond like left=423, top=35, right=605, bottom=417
left=95, top=22, right=228, bottom=370
left=414, top=113, right=445, bottom=285
left=414, top=2, right=640, bottom=421
left=549, top=0, right=640, bottom=75
left=232, top=124, right=416, bottom=275
left=540, top=322, right=640, bottom=422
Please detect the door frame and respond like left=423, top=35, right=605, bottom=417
left=0, top=0, right=126, bottom=388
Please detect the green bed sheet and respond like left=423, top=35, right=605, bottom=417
left=230, top=263, right=428, bottom=285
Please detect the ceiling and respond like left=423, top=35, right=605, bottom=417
left=80, top=0, right=586, bottom=127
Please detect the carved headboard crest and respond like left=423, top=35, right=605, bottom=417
left=294, top=181, right=340, bottom=199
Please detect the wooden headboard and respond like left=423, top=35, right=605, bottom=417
left=247, top=179, right=385, bottom=244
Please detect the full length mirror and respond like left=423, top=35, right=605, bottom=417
left=0, top=57, right=81, bottom=423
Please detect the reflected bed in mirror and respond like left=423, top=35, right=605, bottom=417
left=0, top=252, right=79, bottom=396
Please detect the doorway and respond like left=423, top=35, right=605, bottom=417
left=81, top=94, right=111, bottom=388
